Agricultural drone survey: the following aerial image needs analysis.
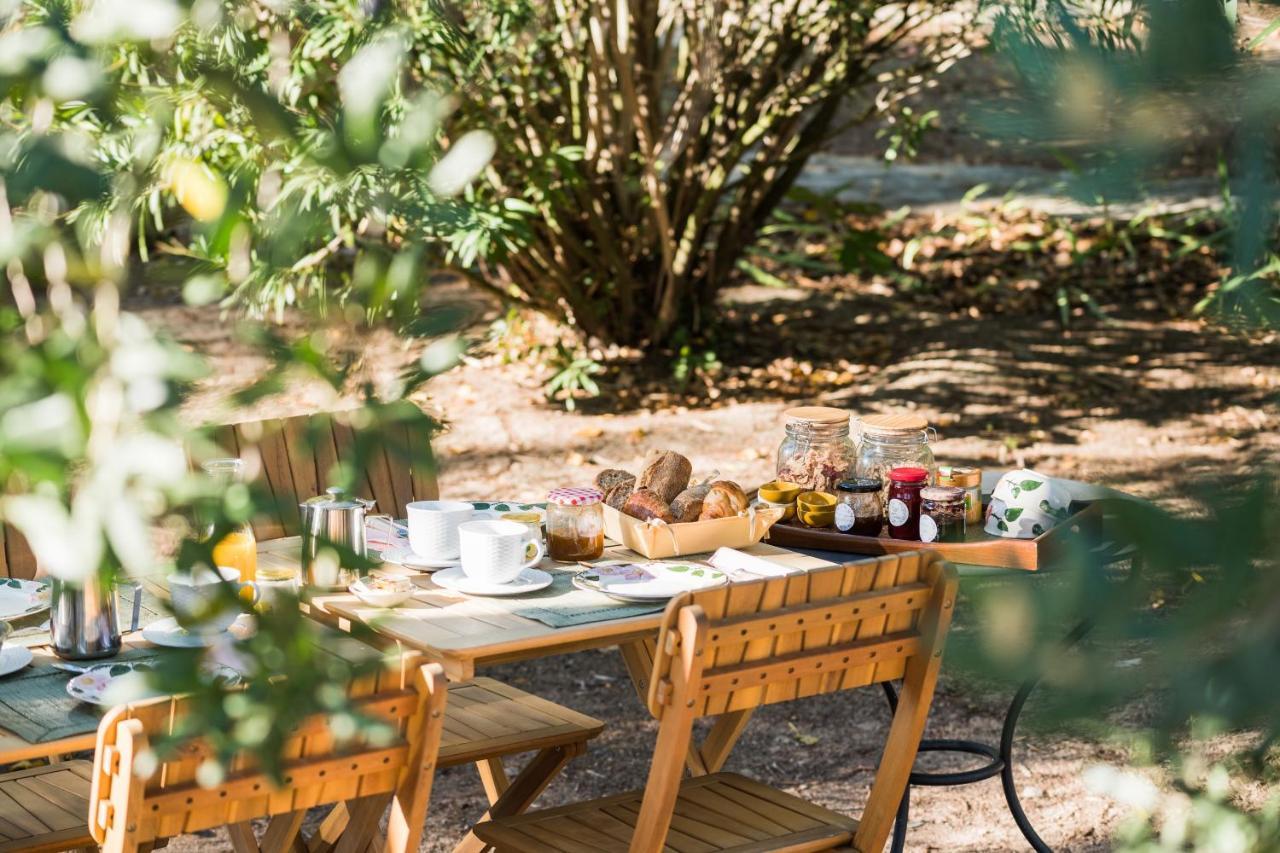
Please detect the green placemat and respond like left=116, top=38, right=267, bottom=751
left=7, top=584, right=168, bottom=648
left=0, top=647, right=164, bottom=745
left=507, top=572, right=665, bottom=629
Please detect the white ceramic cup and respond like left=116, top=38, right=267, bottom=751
left=407, top=500, right=475, bottom=561
left=169, top=566, right=258, bottom=633
left=458, top=519, right=546, bottom=585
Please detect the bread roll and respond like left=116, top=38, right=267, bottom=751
left=623, top=488, right=675, bottom=524
left=595, top=468, right=636, bottom=494
left=670, top=488, right=704, bottom=523
left=637, top=451, right=692, bottom=503
left=604, top=480, right=634, bottom=511
left=697, top=481, right=748, bottom=521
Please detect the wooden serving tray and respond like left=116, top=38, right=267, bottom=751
left=765, top=501, right=1105, bottom=571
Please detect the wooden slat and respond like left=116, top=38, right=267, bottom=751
left=698, top=633, right=923, bottom=700
left=258, top=425, right=302, bottom=535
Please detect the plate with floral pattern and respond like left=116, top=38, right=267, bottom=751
left=0, top=579, right=51, bottom=621
left=574, top=562, right=727, bottom=602
left=66, top=660, right=240, bottom=707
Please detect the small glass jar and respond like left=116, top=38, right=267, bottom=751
left=853, top=413, right=937, bottom=511
left=937, top=466, right=983, bottom=526
left=920, top=486, right=966, bottom=543
left=545, top=487, right=604, bottom=562
left=886, top=467, right=928, bottom=540
left=776, top=406, right=856, bottom=492
left=834, top=478, right=884, bottom=536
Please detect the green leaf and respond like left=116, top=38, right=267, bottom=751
left=494, top=503, right=510, bottom=511
left=667, top=565, right=690, bottom=573
left=1005, top=507, right=1024, bottom=521
left=109, top=664, right=131, bottom=676
left=1019, top=480, right=1043, bottom=491
left=997, top=518, right=1009, bottom=531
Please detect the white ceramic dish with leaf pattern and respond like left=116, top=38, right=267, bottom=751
left=0, top=578, right=51, bottom=621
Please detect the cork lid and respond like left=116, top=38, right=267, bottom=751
left=783, top=406, right=851, bottom=426
left=859, top=412, right=929, bottom=435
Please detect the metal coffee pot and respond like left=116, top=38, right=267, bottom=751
left=299, top=487, right=375, bottom=590
left=50, top=576, right=143, bottom=660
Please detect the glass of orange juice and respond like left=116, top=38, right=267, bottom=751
left=203, top=459, right=259, bottom=597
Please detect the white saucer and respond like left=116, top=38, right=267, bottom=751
left=0, top=646, right=33, bottom=678
left=432, top=567, right=553, bottom=597
left=377, top=546, right=459, bottom=571
left=142, top=615, right=255, bottom=649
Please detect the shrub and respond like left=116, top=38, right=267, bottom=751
left=421, top=0, right=971, bottom=346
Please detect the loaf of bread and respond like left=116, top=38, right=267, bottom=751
left=604, top=480, right=635, bottom=511
left=697, top=481, right=749, bottom=521
left=595, top=468, right=636, bottom=494
left=637, top=451, right=692, bottom=504
left=670, top=488, right=704, bottom=523
left=623, top=488, right=675, bottom=524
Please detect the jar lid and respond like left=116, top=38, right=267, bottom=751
left=859, top=412, right=929, bottom=435
left=888, top=467, right=929, bottom=484
left=937, top=465, right=981, bottom=487
left=784, top=406, right=851, bottom=426
left=302, top=486, right=364, bottom=510
left=921, top=485, right=965, bottom=502
left=837, top=478, right=882, bottom=493
left=547, top=486, right=603, bottom=506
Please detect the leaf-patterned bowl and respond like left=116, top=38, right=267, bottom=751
left=0, top=579, right=51, bottom=621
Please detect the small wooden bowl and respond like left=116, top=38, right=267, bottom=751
left=759, top=480, right=803, bottom=504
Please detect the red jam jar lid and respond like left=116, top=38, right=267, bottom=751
left=547, top=487, right=603, bottom=506
left=888, top=467, right=929, bottom=484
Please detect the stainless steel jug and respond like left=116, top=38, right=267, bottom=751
left=50, top=576, right=142, bottom=660
left=299, top=487, right=374, bottom=589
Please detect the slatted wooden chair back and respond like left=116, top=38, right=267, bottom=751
left=208, top=410, right=439, bottom=542
left=0, top=522, right=36, bottom=580
left=637, top=551, right=957, bottom=853
left=87, top=654, right=447, bottom=853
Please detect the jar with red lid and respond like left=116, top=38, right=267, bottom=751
left=546, top=487, right=604, bottom=561
left=886, top=467, right=928, bottom=540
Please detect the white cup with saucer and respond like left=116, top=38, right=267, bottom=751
left=458, top=519, right=546, bottom=585
left=406, top=500, right=475, bottom=564
left=169, top=566, right=258, bottom=634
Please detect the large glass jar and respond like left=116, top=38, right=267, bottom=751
left=202, top=458, right=259, bottom=585
left=545, top=487, right=604, bottom=562
left=775, top=407, right=855, bottom=492
left=853, top=413, right=937, bottom=510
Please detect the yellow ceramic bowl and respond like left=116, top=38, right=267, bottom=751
left=796, top=490, right=837, bottom=511
left=798, top=506, right=836, bottom=528
left=755, top=498, right=796, bottom=521
left=758, top=479, right=803, bottom=505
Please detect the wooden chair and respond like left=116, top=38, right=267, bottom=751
left=88, top=653, right=448, bottom=853
left=0, top=410, right=439, bottom=578
left=0, top=762, right=96, bottom=853
left=474, top=551, right=958, bottom=853
left=207, top=410, right=440, bottom=542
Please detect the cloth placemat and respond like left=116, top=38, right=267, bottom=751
left=504, top=572, right=666, bottom=629
left=0, top=646, right=163, bottom=744
left=7, top=584, right=169, bottom=648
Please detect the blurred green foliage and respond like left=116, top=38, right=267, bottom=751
left=0, top=0, right=480, bottom=783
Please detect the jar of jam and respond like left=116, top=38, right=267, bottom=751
left=937, top=465, right=982, bottom=526
left=919, top=486, right=966, bottom=543
left=886, top=467, right=928, bottom=540
left=834, top=478, right=884, bottom=536
left=545, top=487, right=604, bottom=561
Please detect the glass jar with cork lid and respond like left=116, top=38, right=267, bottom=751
left=775, top=406, right=856, bottom=492
left=854, top=412, right=937, bottom=508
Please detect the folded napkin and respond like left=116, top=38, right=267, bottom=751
left=707, top=547, right=799, bottom=578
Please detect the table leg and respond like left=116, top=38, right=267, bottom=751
left=452, top=744, right=582, bottom=853
left=306, top=794, right=391, bottom=853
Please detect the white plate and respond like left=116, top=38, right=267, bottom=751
left=349, top=577, right=414, bottom=608
left=0, top=646, right=33, bottom=678
left=571, top=574, right=672, bottom=604
left=432, top=567, right=553, bottom=597
left=574, top=562, right=727, bottom=600
left=0, top=579, right=50, bottom=621
left=377, top=546, right=459, bottom=571
left=66, top=660, right=241, bottom=707
left=142, top=615, right=256, bottom=649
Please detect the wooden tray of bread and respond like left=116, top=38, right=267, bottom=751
left=765, top=501, right=1105, bottom=572
left=594, top=451, right=785, bottom=559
